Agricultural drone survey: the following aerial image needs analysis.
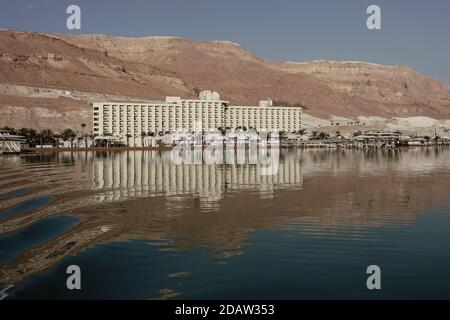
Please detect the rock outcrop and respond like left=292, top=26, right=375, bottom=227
left=1, top=29, right=449, bottom=131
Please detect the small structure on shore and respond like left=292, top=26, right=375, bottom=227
left=0, top=130, right=26, bottom=154
left=93, top=135, right=124, bottom=147
left=351, top=131, right=405, bottom=148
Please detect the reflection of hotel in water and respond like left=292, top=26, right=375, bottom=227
left=92, top=150, right=303, bottom=203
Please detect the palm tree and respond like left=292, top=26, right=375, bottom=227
left=434, top=135, right=441, bottom=144
left=54, top=133, right=61, bottom=148
left=18, top=128, right=38, bottom=147
left=298, top=129, right=306, bottom=136
left=62, top=129, right=76, bottom=148
left=217, top=127, right=226, bottom=135
left=126, top=134, right=132, bottom=147
left=80, top=123, right=88, bottom=148
left=318, top=132, right=330, bottom=140
left=104, top=132, right=112, bottom=147
left=88, top=134, right=95, bottom=147
left=81, top=133, right=89, bottom=148
left=140, top=131, right=147, bottom=146
left=70, top=131, right=77, bottom=148
left=39, top=129, right=54, bottom=147
left=37, top=132, right=43, bottom=148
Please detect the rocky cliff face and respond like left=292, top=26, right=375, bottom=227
left=271, top=60, right=450, bottom=117
left=0, top=29, right=449, bottom=131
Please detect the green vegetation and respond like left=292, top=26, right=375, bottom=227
left=62, top=129, right=77, bottom=148
left=311, top=131, right=330, bottom=140
left=0, top=126, right=88, bottom=148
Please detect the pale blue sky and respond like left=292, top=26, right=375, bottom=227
left=1, top=0, right=449, bottom=83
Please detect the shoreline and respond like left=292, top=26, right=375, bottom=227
left=20, top=146, right=174, bottom=153
left=0, top=143, right=448, bottom=155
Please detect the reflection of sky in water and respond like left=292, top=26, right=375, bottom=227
left=0, top=197, right=52, bottom=220
left=3, top=188, right=32, bottom=199
left=1, top=149, right=450, bottom=299
left=0, top=215, right=78, bottom=263
left=5, top=202, right=450, bottom=300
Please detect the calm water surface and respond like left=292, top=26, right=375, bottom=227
left=1, top=148, right=450, bottom=299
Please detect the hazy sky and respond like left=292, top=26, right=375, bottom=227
left=1, top=0, right=449, bottom=83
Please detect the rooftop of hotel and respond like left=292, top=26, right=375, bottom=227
left=93, top=91, right=302, bottom=108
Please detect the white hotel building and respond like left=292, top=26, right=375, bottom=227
left=93, top=90, right=302, bottom=146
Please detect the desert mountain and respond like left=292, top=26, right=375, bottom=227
left=1, top=29, right=449, bottom=131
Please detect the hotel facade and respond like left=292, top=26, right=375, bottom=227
left=93, top=90, right=302, bottom=146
